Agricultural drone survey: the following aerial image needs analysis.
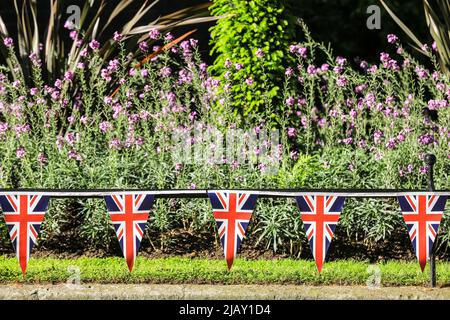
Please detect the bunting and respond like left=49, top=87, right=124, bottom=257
left=295, top=195, right=345, bottom=273
left=208, top=191, right=258, bottom=270
left=104, top=193, right=154, bottom=271
left=397, top=194, right=447, bottom=271
left=0, top=194, right=50, bottom=274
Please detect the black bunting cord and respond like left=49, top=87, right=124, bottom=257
left=0, top=188, right=448, bottom=198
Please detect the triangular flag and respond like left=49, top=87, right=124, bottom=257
left=208, top=191, right=258, bottom=270
left=104, top=193, right=154, bottom=272
left=295, top=195, right=345, bottom=273
left=0, top=194, right=50, bottom=274
left=397, top=194, right=447, bottom=272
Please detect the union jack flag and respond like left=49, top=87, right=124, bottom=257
left=295, top=195, right=345, bottom=273
left=397, top=194, right=447, bottom=271
left=208, top=191, right=258, bottom=270
left=104, top=193, right=154, bottom=272
left=0, top=194, right=50, bottom=274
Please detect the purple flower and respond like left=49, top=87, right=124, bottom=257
left=29, top=52, right=42, bottom=67
left=407, top=164, right=414, bottom=173
left=418, top=134, right=434, bottom=145
left=342, top=137, right=353, bottom=145
left=320, top=64, right=330, bottom=72
left=373, top=130, right=383, bottom=145
left=190, top=38, right=198, bottom=47
left=386, top=138, right=397, bottom=149
left=245, top=78, right=253, bottom=86
left=336, top=76, right=348, bottom=87
left=415, top=66, right=429, bottom=79
left=427, top=99, right=447, bottom=110
left=113, top=31, right=123, bottom=42
left=419, top=166, right=429, bottom=174
left=285, top=67, right=294, bottom=77
left=80, top=116, right=89, bottom=125
left=148, top=28, right=160, bottom=40
left=141, top=69, right=149, bottom=78
left=37, top=153, right=48, bottom=165
left=64, top=71, right=74, bottom=82
left=99, top=121, right=112, bottom=133
left=64, top=20, right=75, bottom=30
left=290, top=45, right=307, bottom=58
left=397, top=133, right=405, bottom=142
left=139, top=41, right=149, bottom=52
left=336, top=56, right=347, bottom=66
left=0, top=122, right=9, bottom=135
left=387, top=34, right=398, bottom=44
left=69, top=30, right=78, bottom=41
left=80, top=48, right=89, bottom=57
left=3, top=37, right=13, bottom=47
left=432, top=41, right=438, bottom=52
left=359, top=61, right=369, bottom=70
left=255, top=48, right=265, bottom=58
left=333, top=66, right=343, bottom=74
left=67, top=116, right=75, bottom=124
left=224, top=58, right=233, bottom=68
left=165, top=32, right=174, bottom=41
left=16, top=147, right=26, bottom=159
left=380, top=52, right=390, bottom=63
left=235, top=63, right=243, bottom=71
left=179, top=69, right=193, bottom=83
left=101, top=69, right=112, bottom=82
left=68, top=150, right=83, bottom=161
left=287, top=128, right=297, bottom=138
left=160, top=67, right=172, bottom=77
left=368, top=65, right=378, bottom=73
left=285, top=97, right=295, bottom=106
left=180, top=40, right=191, bottom=56
left=307, top=65, right=316, bottom=75
left=51, top=91, right=60, bottom=101
left=109, top=138, right=122, bottom=150
left=89, top=40, right=100, bottom=51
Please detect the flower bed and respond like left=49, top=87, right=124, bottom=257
left=0, top=23, right=448, bottom=258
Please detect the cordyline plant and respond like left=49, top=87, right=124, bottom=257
left=380, top=0, right=450, bottom=74
left=0, top=0, right=217, bottom=85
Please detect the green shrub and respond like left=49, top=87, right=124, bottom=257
left=209, top=0, right=296, bottom=116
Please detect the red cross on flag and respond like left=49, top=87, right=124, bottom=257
left=104, top=193, right=155, bottom=271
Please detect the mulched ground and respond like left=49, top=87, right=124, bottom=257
left=2, top=225, right=446, bottom=263
left=0, top=220, right=450, bottom=263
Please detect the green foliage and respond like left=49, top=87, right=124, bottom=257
left=271, top=154, right=321, bottom=188
left=0, top=0, right=215, bottom=85
left=2, top=257, right=450, bottom=286
left=208, top=0, right=296, bottom=116
left=0, top=18, right=449, bottom=259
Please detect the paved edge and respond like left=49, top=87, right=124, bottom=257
left=1, top=284, right=450, bottom=300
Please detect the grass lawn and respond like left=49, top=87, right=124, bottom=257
left=1, top=256, right=450, bottom=286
